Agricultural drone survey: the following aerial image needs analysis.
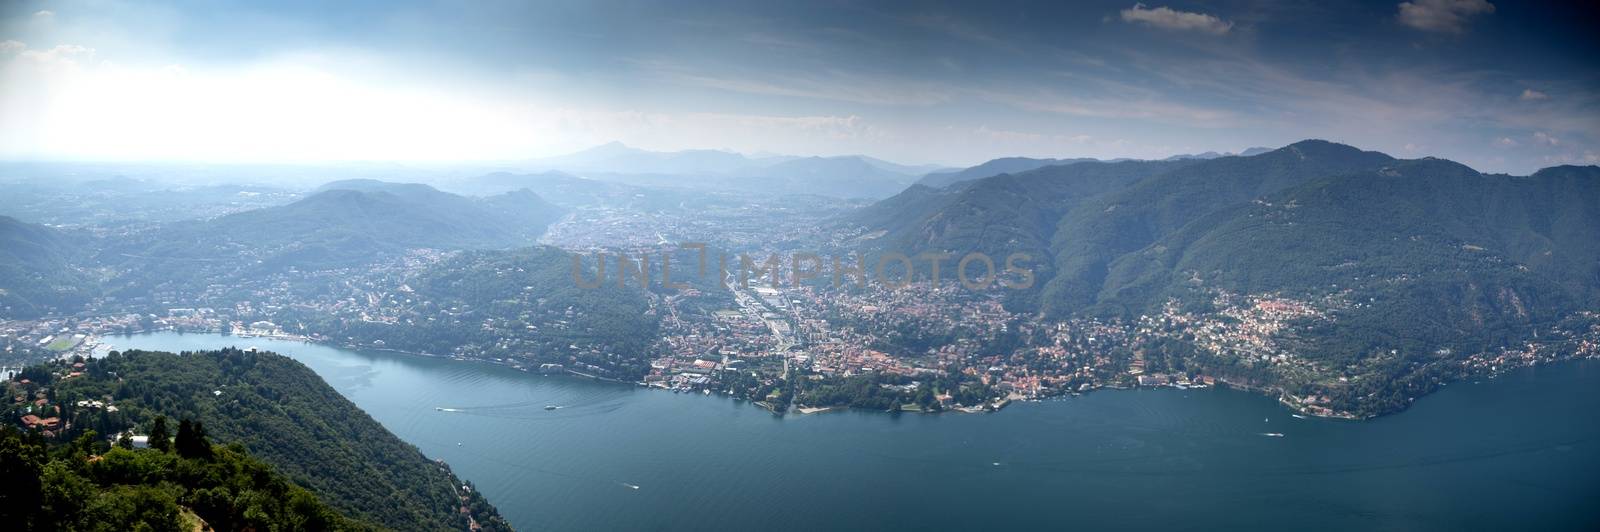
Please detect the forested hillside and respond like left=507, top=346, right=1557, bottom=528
left=1111, top=159, right=1600, bottom=368
left=846, top=158, right=1195, bottom=298
left=844, top=140, right=1600, bottom=416
left=295, top=246, right=660, bottom=379
left=0, top=216, right=94, bottom=318
left=18, top=349, right=512, bottom=531
left=0, top=423, right=372, bottom=531
left=1041, top=140, right=1396, bottom=314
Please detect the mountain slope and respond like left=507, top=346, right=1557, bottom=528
left=751, top=155, right=918, bottom=199
left=530, top=143, right=932, bottom=199
left=290, top=246, right=660, bottom=379
left=0, top=216, right=93, bottom=318
left=49, top=348, right=513, bottom=531
left=846, top=159, right=1197, bottom=291
left=1095, top=158, right=1600, bottom=416
left=915, top=157, right=1098, bottom=189
left=0, top=423, right=372, bottom=531
left=1097, top=157, right=1599, bottom=317
left=1042, top=140, right=1396, bottom=315
left=103, top=181, right=563, bottom=282
left=455, top=171, right=631, bottom=206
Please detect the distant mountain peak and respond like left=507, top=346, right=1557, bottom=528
left=1280, top=138, right=1359, bottom=153
left=1266, top=139, right=1392, bottom=164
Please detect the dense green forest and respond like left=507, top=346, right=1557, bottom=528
left=15, top=349, right=512, bottom=531
left=0, top=422, right=372, bottom=531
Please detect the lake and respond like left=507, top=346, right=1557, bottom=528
left=104, top=332, right=1600, bottom=531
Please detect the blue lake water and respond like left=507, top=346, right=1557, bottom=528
left=105, top=332, right=1600, bottom=531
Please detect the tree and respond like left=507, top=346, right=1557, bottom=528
left=0, top=426, right=45, bottom=525
left=193, top=421, right=211, bottom=457
left=175, top=419, right=212, bottom=459
left=175, top=419, right=193, bottom=456
left=148, top=416, right=170, bottom=452
left=70, top=430, right=101, bottom=459
left=116, top=432, right=133, bottom=450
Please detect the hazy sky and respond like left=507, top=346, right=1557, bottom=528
left=2, top=0, right=1596, bottom=173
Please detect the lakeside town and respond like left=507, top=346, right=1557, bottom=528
left=9, top=242, right=1600, bottom=421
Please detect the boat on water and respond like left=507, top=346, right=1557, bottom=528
left=1292, top=414, right=1308, bottom=419
left=545, top=405, right=559, bottom=410
left=1260, top=432, right=1285, bottom=437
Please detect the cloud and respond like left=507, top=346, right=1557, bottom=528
left=1519, top=88, right=1548, bottom=101
left=904, top=13, right=1016, bottom=50
left=1541, top=150, right=1600, bottom=165
left=1120, top=4, right=1233, bottom=35
left=1493, top=136, right=1517, bottom=147
left=34, top=10, right=54, bottom=19
left=1397, top=0, right=1495, bottom=33
left=3, top=42, right=96, bottom=66
left=1533, top=131, right=1560, bottom=146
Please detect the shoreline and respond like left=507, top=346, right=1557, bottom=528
left=91, top=328, right=1596, bottom=422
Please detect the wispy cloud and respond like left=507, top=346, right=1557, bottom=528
left=1119, top=4, right=1233, bottom=35
left=1519, top=88, right=1548, bottom=101
left=1397, top=0, right=1495, bottom=33
left=2, top=41, right=97, bottom=67
left=902, top=13, right=1019, bottom=51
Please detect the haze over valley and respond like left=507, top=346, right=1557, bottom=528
left=3, top=1, right=1599, bottom=530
